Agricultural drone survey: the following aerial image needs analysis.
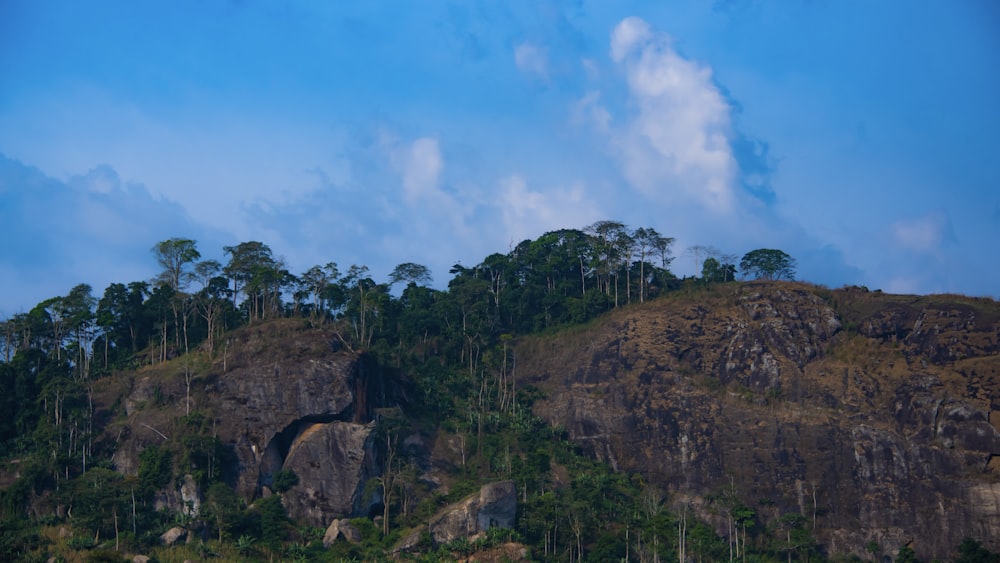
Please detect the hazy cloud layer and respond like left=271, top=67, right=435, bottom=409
left=1, top=3, right=997, bottom=312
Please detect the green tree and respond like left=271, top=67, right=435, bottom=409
left=272, top=469, right=299, bottom=493
left=957, top=538, right=999, bottom=563
left=258, top=495, right=288, bottom=550
left=223, top=241, right=286, bottom=321
left=897, top=545, right=921, bottom=563
left=192, top=260, right=231, bottom=355
left=739, top=249, right=797, bottom=281
left=205, top=482, right=243, bottom=541
left=152, top=238, right=201, bottom=292
left=298, top=263, right=339, bottom=321
left=389, top=262, right=432, bottom=288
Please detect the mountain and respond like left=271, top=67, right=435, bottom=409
left=517, top=282, right=1000, bottom=559
left=4, top=280, right=999, bottom=561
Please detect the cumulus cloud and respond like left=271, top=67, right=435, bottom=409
left=514, top=42, right=550, bottom=80
left=597, top=17, right=740, bottom=213
left=69, top=164, right=121, bottom=194
left=0, top=155, right=224, bottom=314
left=494, top=175, right=599, bottom=243
left=890, top=213, right=955, bottom=254
left=571, top=91, right=611, bottom=133
left=610, top=17, right=652, bottom=63
left=398, top=137, right=444, bottom=201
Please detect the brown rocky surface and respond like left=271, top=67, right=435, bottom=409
left=396, top=481, right=518, bottom=550
left=518, top=282, right=1000, bottom=560
left=106, top=319, right=391, bottom=522
left=280, top=420, right=379, bottom=526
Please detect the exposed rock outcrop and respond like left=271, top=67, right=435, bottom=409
left=159, top=526, right=187, bottom=546
left=111, top=321, right=391, bottom=525
left=396, top=481, right=517, bottom=551
left=519, top=283, right=1000, bottom=560
left=429, top=481, right=517, bottom=546
left=323, top=518, right=363, bottom=547
left=281, top=421, right=379, bottom=526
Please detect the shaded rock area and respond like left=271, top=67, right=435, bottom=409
left=281, top=421, right=379, bottom=527
left=111, top=320, right=393, bottom=524
left=518, top=283, right=1000, bottom=560
left=397, top=481, right=517, bottom=550
left=323, top=518, right=362, bottom=547
left=429, top=481, right=517, bottom=545
left=159, top=526, right=187, bottom=546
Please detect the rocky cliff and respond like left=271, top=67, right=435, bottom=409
left=109, top=320, right=390, bottom=525
left=518, top=283, right=1000, bottom=560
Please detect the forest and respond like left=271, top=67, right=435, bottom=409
left=0, top=220, right=993, bottom=562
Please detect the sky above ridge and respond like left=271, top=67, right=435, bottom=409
left=1, top=0, right=998, bottom=314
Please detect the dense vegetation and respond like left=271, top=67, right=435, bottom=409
left=0, top=221, right=991, bottom=562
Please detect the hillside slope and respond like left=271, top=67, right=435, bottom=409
left=517, top=282, right=1000, bottom=560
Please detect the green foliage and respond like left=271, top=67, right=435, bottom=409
left=272, top=469, right=299, bottom=493
left=740, top=248, right=797, bottom=281
left=235, top=534, right=257, bottom=556
left=897, top=545, right=921, bottom=563
left=137, top=444, right=173, bottom=495
left=85, top=549, right=128, bottom=562
left=257, top=495, right=289, bottom=549
left=957, top=538, right=1000, bottom=563
left=204, top=482, right=244, bottom=541
left=0, top=222, right=912, bottom=562
left=702, top=256, right=737, bottom=283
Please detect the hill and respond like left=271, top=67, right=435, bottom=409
left=2, top=245, right=999, bottom=562
left=517, top=282, right=1000, bottom=559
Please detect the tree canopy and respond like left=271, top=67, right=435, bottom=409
left=739, top=249, right=797, bottom=281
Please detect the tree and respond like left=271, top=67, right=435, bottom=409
left=223, top=241, right=284, bottom=321
left=389, top=262, right=432, bottom=288
left=152, top=238, right=200, bottom=292
left=62, top=284, right=96, bottom=379
left=739, top=249, right=797, bottom=281
left=299, top=263, right=339, bottom=321
left=702, top=257, right=736, bottom=284
left=896, top=545, right=920, bottom=563
left=192, top=260, right=230, bottom=355
left=586, top=220, right=629, bottom=306
left=685, top=245, right=717, bottom=277
left=634, top=227, right=668, bottom=302
left=956, top=538, right=999, bottom=563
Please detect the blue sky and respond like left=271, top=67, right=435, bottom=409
left=1, top=1, right=998, bottom=314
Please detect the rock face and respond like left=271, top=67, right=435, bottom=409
left=396, top=481, right=518, bottom=551
left=323, top=518, right=363, bottom=547
left=159, top=526, right=187, bottom=546
left=112, top=321, right=390, bottom=524
left=428, top=481, right=517, bottom=546
left=519, top=284, right=1000, bottom=560
left=281, top=421, right=379, bottom=527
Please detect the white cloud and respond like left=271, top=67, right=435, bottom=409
left=890, top=213, right=953, bottom=254
left=399, top=137, right=444, bottom=201
left=581, top=58, right=600, bottom=81
left=571, top=91, right=611, bottom=133
left=514, top=42, right=550, bottom=80
left=495, top=175, right=599, bottom=244
left=602, top=17, right=738, bottom=213
left=69, top=164, right=121, bottom=194
left=610, top=16, right=652, bottom=63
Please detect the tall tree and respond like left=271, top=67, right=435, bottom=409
left=685, top=245, right=717, bottom=278
left=223, top=241, right=283, bottom=321
left=152, top=238, right=201, bottom=292
left=192, top=260, right=230, bottom=355
left=634, top=228, right=674, bottom=302
left=62, top=284, right=96, bottom=379
left=389, top=262, right=432, bottom=288
left=298, top=263, right=339, bottom=321
left=739, top=249, right=797, bottom=281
